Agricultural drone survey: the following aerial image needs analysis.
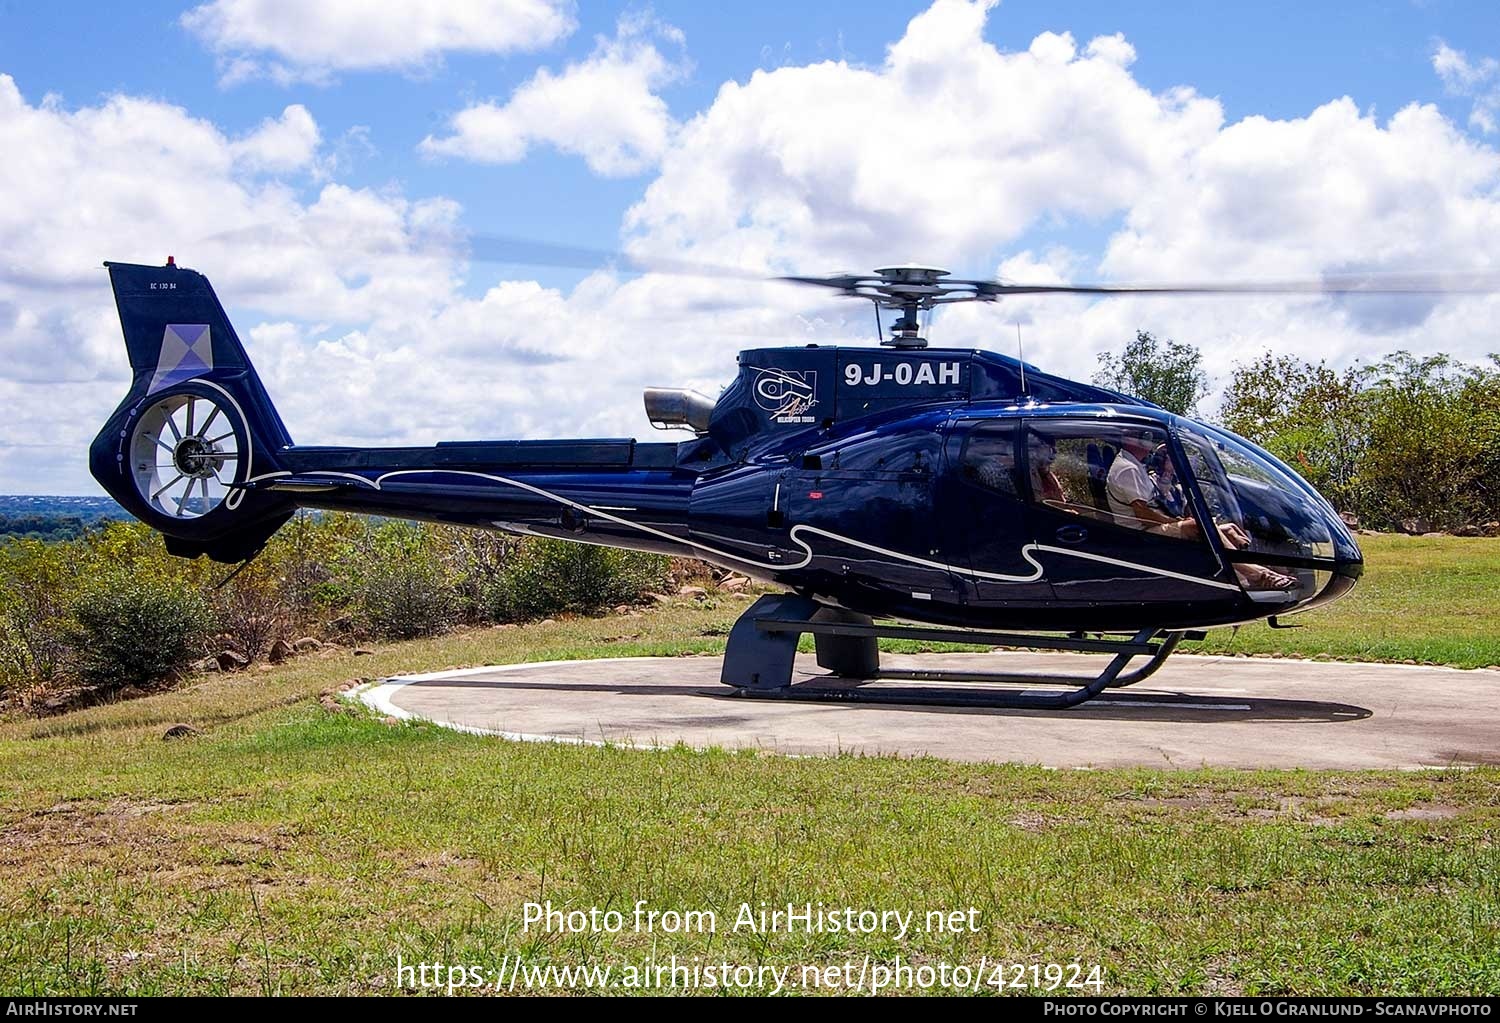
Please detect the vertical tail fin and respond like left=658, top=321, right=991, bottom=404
left=90, top=260, right=296, bottom=562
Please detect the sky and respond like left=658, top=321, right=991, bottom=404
left=2, top=0, right=1499, bottom=494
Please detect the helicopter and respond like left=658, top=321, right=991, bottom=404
left=89, top=256, right=1455, bottom=707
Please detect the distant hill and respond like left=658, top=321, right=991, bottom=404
left=0, top=495, right=128, bottom=541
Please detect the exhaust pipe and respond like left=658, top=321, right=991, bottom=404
left=644, top=387, right=714, bottom=434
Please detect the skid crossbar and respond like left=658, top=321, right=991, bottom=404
left=720, top=594, right=1185, bottom=709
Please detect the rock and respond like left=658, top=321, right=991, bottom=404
left=1482, top=521, right=1500, bottom=537
left=721, top=576, right=750, bottom=593
left=1422, top=531, right=1447, bottom=538
left=381, top=716, right=401, bottom=727
left=267, top=639, right=294, bottom=664
left=162, top=723, right=199, bottom=740
left=650, top=593, right=674, bottom=604
left=195, top=657, right=221, bottom=673
left=353, top=647, right=375, bottom=656
left=1453, top=524, right=1483, bottom=537
left=679, top=585, right=708, bottom=600
left=1337, top=510, right=1360, bottom=529
left=329, top=615, right=354, bottom=633
left=292, top=636, right=323, bottom=652
left=612, top=604, right=631, bottom=614
left=538, top=618, right=557, bottom=626
left=497, top=623, right=519, bottom=631
left=215, top=650, right=250, bottom=672
left=1400, top=517, right=1433, bottom=535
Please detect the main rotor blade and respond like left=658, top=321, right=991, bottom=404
left=972, top=270, right=1500, bottom=298
left=197, top=222, right=1500, bottom=300
left=464, top=234, right=765, bottom=281
left=198, top=224, right=767, bottom=282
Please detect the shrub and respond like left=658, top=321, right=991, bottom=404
left=0, top=538, right=75, bottom=693
left=1356, top=353, right=1500, bottom=531
left=427, top=525, right=521, bottom=624
left=209, top=560, right=288, bottom=662
left=489, top=540, right=668, bottom=621
left=352, top=521, right=459, bottom=639
left=67, top=574, right=211, bottom=690
left=266, top=511, right=365, bottom=628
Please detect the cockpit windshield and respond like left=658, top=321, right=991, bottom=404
left=1177, top=423, right=1339, bottom=602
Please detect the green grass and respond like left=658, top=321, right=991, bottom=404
left=1192, top=534, right=1500, bottom=668
left=0, top=537, right=1497, bottom=996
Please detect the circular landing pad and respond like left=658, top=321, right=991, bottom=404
left=358, top=653, right=1500, bottom=770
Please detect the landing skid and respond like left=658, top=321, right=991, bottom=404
left=720, top=594, right=1192, bottom=709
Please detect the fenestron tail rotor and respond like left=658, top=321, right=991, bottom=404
left=130, top=391, right=243, bottom=520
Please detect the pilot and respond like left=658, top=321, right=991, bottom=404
left=1108, top=429, right=1296, bottom=591
left=1106, top=430, right=1184, bottom=532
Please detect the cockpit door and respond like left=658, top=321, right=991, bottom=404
left=1018, top=417, right=1238, bottom=605
left=942, top=420, right=1054, bottom=604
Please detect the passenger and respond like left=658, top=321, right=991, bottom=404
left=1145, top=443, right=1186, bottom=516
left=1028, top=433, right=1070, bottom=506
left=1107, top=429, right=1297, bottom=591
left=971, top=438, right=1018, bottom=494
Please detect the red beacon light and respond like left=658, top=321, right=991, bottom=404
left=166, top=256, right=175, bottom=267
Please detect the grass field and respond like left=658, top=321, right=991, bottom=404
left=0, top=534, right=1496, bottom=996
left=1191, top=534, right=1500, bottom=668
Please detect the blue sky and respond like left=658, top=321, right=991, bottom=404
left=2, top=0, right=1500, bottom=492
left=3, top=1, right=1492, bottom=274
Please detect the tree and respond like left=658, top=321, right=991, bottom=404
left=1220, top=352, right=1372, bottom=514
left=1357, top=352, right=1500, bottom=530
left=1220, top=349, right=1500, bottom=530
left=1092, top=331, right=1209, bottom=415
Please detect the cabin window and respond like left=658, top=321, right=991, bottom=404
left=957, top=423, right=1020, bottom=496
left=1023, top=421, right=1201, bottom=543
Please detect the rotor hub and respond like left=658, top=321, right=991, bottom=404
left=173, top=436, right=227, bottom=478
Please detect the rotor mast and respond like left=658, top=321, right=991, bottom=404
left=873, top=265, right=948, bottom=349
left=781, top=264, right=1003, bottom=350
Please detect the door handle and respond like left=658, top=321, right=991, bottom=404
left=1055, top=525, right=1089, bottom=545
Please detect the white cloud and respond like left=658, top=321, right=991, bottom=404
left=8, top=1, right=1500, bottom=497
left=230, top=104, right=322, bottom=174
left=1104, top=99, right=1500, bottom=281
left=623, top=0, right=1223, bottom=270
left=619, top=1, right=1500, bottom=392
left=182, top=0, right=576, bottom=84
left=0, top=75, right=462, bottom=491
left=1433, top=41, right=1500, bottom=134
left=421, top=14, right=688, bottom=176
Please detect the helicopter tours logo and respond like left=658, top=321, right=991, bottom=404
left=752, top=367, right=818, bottom=424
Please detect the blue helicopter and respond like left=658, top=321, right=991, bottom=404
left=90, top=258, right=1402, bottom=707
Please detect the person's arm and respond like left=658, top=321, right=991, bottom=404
left=1114, top=463, right=1201, bottom=537
left=1128, top=499, right=1177, bottom=526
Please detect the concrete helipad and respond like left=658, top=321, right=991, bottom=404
left=358, top=653, right=1500, bottom=770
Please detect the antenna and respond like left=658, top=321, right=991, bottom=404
left=1016, top=323, right=1030, bottom=398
